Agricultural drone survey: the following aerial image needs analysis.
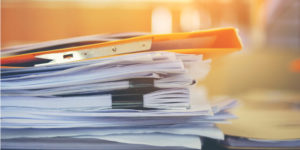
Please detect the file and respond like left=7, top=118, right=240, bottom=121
left=1, top=28, right=241, bottom=67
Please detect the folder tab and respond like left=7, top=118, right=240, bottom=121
left=35, top=39, right=152, bottom=66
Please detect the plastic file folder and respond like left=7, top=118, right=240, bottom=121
left=1, top=27, right=242, bottom=67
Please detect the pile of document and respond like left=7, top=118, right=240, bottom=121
left=1, top=28, right=242, bottom=149
left=1, top=52, right=237, bottom=150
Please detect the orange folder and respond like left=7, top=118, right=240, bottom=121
left=1, top=27, right=242, bottom=67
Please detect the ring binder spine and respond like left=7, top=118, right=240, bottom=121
left=111, top=94, right=143, bottom=109
left=129, top=78, right=154, bottom=88
left=111, top=79, right=155, bottom=109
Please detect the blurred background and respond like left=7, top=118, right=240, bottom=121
left=1, top=0, right=300, bottom=97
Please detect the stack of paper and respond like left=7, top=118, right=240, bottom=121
left=1, top=51, right=237, bottom=150
left=1, top=28, right=242, bottom=149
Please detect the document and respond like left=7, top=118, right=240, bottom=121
left=2, top=88, right=190, bottom=110
left=1, top=28, right=242, bottom=149
left=2, top=124, right=224, bottom=140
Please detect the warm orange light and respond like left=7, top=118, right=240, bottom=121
left=290, top=59, right=300, bottom=73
